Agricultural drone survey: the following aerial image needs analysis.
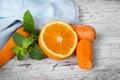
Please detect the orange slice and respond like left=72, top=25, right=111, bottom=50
left=38, top=20, right=78, bottom=60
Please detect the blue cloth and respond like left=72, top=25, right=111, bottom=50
left=0, top=0, right=80, bottom=49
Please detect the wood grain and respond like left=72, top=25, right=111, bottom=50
left=0, top=0, right=120, bottom=80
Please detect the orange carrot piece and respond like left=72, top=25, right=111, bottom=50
left=71, top=24, right=96, bottom=70
left=71, top=24, right=96, bottom=42
left=76, top=39, right=92, bottom=70
left=0, top=27, right=29, bottom=67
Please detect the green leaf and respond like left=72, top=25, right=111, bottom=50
left=12, top=46, right=27, bottom=60
left=17, top=49, right=27, bottom=60
left=29, top=34, right=38, bottom=40
left=23, top=10, right=36, bottom=33
left=12, top=32, right=25, bottom=47
left=22, top=36, right=35, bottom=49
left=12, top=46, right=22, bottom=55
left=17, top=53, right=24, bottom=60
left=28, top=43, right=47, bottom=60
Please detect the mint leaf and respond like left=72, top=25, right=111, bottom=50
left=12, top=46, right=22, bottom=55
left=23, top=10, right=36, bottom=33
left=17, top=53, right=24, bottom=60
left=17, top=49, right=27, bottom=60
left=28, top=43, right=47, bottom=60
left=29, top=34, right=38, bottom=40
left=12, top=46, right=27, bottom=60
left=22, top=37, right=35, bottom=49
left=12, top=32, right=25, bottom=47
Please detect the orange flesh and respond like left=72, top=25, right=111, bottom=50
left=43, top=24, right=75, bottom=55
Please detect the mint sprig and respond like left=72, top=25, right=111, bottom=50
left=12, top=10, right=47, bottom=60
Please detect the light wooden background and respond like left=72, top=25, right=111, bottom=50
left=0, top=0, right=120, bottom=80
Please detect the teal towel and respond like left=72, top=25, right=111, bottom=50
left=0, top=0, right=80, bottom=49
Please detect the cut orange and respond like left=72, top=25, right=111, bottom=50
left=38, top=20, right=78, bottom=60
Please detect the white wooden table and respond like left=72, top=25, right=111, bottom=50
left=0, top=0, right=120, bottom=80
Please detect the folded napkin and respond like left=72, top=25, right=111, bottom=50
left=0, top=0, right=80, bottom=49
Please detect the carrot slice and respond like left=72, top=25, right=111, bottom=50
left=0, top=27, right=29, bottom=67
left=71, top=24, right=96, bottom=42
left=76, top=39, right=92, bottom=70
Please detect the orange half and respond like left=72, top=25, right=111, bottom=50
left=38, top=20, right=78, bottom=60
